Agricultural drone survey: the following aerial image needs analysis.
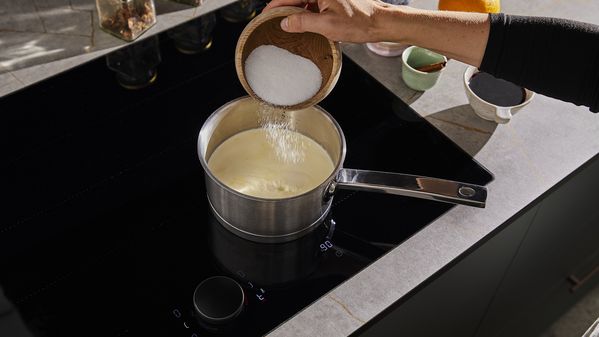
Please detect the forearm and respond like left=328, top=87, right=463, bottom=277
left=374, top=6, right=490, bottom=67
left=481, top=14, right=599, bottom=112
left=270, top=0, right=599, bottom=112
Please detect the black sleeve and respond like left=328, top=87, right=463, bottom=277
left=480, top=13, right=599, bottom=113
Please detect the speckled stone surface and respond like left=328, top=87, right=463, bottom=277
left=0, top=72, right=25, bottom=97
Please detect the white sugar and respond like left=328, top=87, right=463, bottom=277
left=244, top=45, right=322, bottom=107
left=244, top=45, right=323, bottom=164
left=257, top=102, right=306, bottom=164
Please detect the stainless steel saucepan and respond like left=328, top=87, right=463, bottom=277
left=198, top=97, right=486, bottom=243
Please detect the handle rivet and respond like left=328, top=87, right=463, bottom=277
left=458, top=186, right=476, bottom=197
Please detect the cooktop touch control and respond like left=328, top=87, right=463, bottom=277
left=193, top=276, right=245, bottom=325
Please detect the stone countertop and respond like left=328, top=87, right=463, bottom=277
left=2, top=0, right=599, bottom=336
left=0, top=0, right=237, bottom=96
left=268, top=0, right=599, bottom=336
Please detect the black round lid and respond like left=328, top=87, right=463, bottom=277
left=193, top=276, right=245, bottom=324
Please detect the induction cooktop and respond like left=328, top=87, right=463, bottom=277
left=0, top=4, right=492, bottom=337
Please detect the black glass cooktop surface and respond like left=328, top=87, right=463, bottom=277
left=0, top=6, right=492, bottom=337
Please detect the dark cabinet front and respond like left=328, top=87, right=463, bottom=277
left=358, top=154, right=599, bottom=337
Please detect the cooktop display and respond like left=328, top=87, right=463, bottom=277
left=0, top=5, right=492, bottom=337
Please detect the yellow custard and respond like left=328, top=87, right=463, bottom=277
left=208, top=128, right=335, bottom=199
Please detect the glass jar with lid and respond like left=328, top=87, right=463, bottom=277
left=96, top=0, right=157, bottom=41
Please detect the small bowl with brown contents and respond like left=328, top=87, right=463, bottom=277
left=401, top=46, right=448, bottom=91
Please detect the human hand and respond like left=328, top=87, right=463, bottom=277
left=265, top=0, right=491, bottom=67
left=263, top=0, right=399, bottom=43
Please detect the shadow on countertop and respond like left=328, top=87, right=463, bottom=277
left=425, top=104, right=498, bottom=156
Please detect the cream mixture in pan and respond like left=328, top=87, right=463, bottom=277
left=208, top=128, right=334, bottom=199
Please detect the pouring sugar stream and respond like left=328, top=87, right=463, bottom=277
left=233, top=5, right=342, bottom=167
left=243, top=44, right=325, bottom=165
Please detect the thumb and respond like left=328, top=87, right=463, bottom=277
left=280, top=12, right=323, bottom=34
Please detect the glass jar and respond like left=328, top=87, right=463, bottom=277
left=97, top=0, right=157, bottom=41
left=106, top=36, right=161, bottom=89
left=366, top=0, right=409, bottom=57
left=220, top=0, right=256, bottom=23
left=167, top=13, right=216, bottom=54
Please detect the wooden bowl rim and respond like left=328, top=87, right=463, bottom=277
left=235, top=6, right=341, bottom=111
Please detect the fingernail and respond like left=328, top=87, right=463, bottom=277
left=280, top=18, right=289, bottom=31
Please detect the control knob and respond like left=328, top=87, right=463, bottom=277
left=193, top=276, right=245, bottom=325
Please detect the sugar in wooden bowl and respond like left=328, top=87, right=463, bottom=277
left=235, top=6, right=341, bottom=110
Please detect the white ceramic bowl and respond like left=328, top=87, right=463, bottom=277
left=464, top=66, right=535, bottom=124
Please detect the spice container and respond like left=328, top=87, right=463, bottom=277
left=220, top=0, right=256, bottom=23
left=167, top=13, right=216, bottom=54
left=96, top=0, right=157, bottom=41
left=106, top=36, right=161, bottom=89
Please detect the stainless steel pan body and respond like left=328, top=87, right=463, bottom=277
left=198, top=97, right=486, bottom=243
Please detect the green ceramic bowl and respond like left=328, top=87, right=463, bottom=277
left=401, top=46, right=447, bottom=91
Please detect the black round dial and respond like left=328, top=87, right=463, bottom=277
left=193, top=276, right=245, bottom=325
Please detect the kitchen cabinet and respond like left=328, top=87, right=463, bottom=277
left=357, top=205, right=539, bottom=337
left=477, top=156, right=599, bottom=337
left=358, top=155, right=599, bottom=337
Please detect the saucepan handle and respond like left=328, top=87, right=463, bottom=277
left=331, top=169, right=487, bottom=208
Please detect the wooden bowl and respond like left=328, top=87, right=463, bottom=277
left=235, top=6, right=342, bottom=110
